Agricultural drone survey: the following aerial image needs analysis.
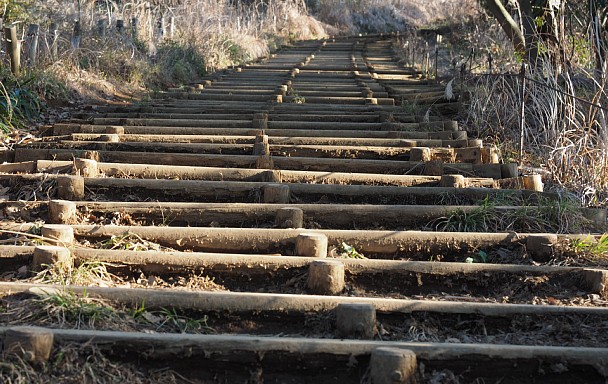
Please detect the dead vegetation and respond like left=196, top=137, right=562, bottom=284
left=0, top=343, right=185, bottom=384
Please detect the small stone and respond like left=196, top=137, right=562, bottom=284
left=17, top=265, right=29, bottom=276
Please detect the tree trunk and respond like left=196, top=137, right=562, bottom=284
left=484, top=0, right=526, bottom=53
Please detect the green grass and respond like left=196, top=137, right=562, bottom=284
left=431, top=194, right=590, bottom=234
left=33, top=260, right=119, bottom=287
left=570, top=234, right=608, bottom=260
left=334, top=242, right=366, bottom=259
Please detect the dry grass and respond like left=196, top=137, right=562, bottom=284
left=314, top=0, right=480, bottom=34
left=464, top=66, right=608, bottom=206
left=0, top=343, right=184, bottom=384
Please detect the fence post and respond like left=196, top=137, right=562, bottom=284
left=97, top=19, right=106, bottom=36
left=460, top=62, right=466, bottom=97
left=131, top=17, right=139, bottom=40
left=468, top=48, right=475, bottom=73
left=116, top=19, right=125, bottom=35
left=488, top=52, right=493, bottom=74
left=519, top=63, right=527, bottom=165
left=26, top=24, right=39, bottom=66
left=49, top=22, right=59, bottom=60
left=169, top=17, right=175, bottom=39
left=412, top=42, right=416, bottom=70
left=424, top=41, right=429, bottom=78
left=434, top=45, right=439, bottom=82
left=4, top=24, right=20, bottom=76
left=71, top=20, right=81, bottom=50
left=157, top=16, right=165, bottom=41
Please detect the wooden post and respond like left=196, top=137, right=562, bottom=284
left=412, top=42, right=416, bottom=70
left=49, top=22, right=59, bottom=60
left=157, top=16, right=165, bottom=41
left=253, top=134, right=270, bottom=156
left=526, top=234, right=557, bottom=262
left=169, top=16, right=175, bottom=40
left=4, top=327, right=54, bottom=363
left=335, top=303, right=376, bottom=339
left=296, top=233, right=328, bottom=257
left=48, top=200, right=78, bottom=224
left=97, top=19, right=106, bottom=36
left=276, top=207, right=304, bottom=229
left=26, top=24, right=39, bottom=66
left=41, top=224, right=75, bottom=244
left=71, top=20, right=81, bottom=50
left=434, top=45, right=438, bottom=82
left=73, top=158, right=99, bottom=177
left=262, top=184, right=289, bottom=203
left=131, top=17, right=139, bottom=40
left=116, top=19, right=125, bottom=35
left=469, top=47, right=475, bottom=74
left=519, top=63, right=527, bottom=165
left=425, top=51, right=430, bottom=78
left=307, top=260, right=345, bottom=295
left=32, top=246, right=72, bottom=272
left=57, top=175, right=85, bottom=200
left=583, top=269, right=608, bottom=296
left=4, top=24, right=21, bottom=76
left=371, top=347, right=418, bottom=384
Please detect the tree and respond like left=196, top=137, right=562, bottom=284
left=481, top=0, right=565, bottom=68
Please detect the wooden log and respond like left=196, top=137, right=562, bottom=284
left=252, top=112, right=268, bottom=129
left=371, top=347, right=417, bottom=384
left=72, top=158, right=98, bottom=177
left=71, top=20, right=81, bottom=50
left=296, top=233, right=328, bottom=257
left=4, top=327, right=54, bottom=363
left=56, top=175, right=85, bottom=200
left=438, top=174, right=466, bottom=188
left=526, top=234, right=557, bottom=262
left=307, top=260, right=345, bottom=295
left=335, top=303, right=376, bottom=340
left=44, top=202, right=539, bottom=230
left=501, top=163, right=518, bottom=178
left=100, top=134, right=120, bottom=142
left=275, top=207, right=304, bottom=228
left=31, top=245, right=72, bottom=272
left=522, top=175, right=543, bottom=192
left=25, top=24, right=39, bottom=66
left=2, top=280, right=608, bottom=317
left=253, top=134, right=270, bottom=155
left=48, top=200, right=77, bottom=224
left=261, top=170, right=282, bottom=183
left=96, top=19, right=106, bottom=36
left=49, top=22, right=59, bottom=60
left=409, top=147, right=430, bottom=162
left=116, top=19, right=125, bottom=34
left=256, top=155, right=274, bottom=169
left=131, top=17, right=138, bottom=40
left=105, top=126, right=124, bottom=134
left=498, top=175, right=544, bottom=192
left=35, top=160, right=495, bottom=188
left=12, top=148, right=520, bottom=179
left=41, top=224, right=74, bottom=244
left=422, top=160, right=443, bottom=176
left=263, top=183, right=290, bottom=203
left=0, top=326, right=606, bottom=369
left=583, top=269, right=608, bottom=297
left=4, top=25, right=20, bottom=75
